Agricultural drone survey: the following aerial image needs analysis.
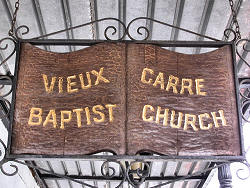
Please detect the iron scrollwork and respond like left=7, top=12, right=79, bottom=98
left=9, top=17, right=228, bottom=42
left=0, top=16, right=250, bottom=186
left=0, top=139, right=18, bottom=176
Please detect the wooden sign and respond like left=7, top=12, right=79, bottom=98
left=10, top=42, right=241, bottom=156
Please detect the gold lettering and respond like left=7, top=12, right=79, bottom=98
left=85, top=107, right=91, bottom=125
left=170, top=110, right=183, bottom=128
left=91, top=67, right=110, bottom=85
left=58, top=77, right=63, bottom=93
left=211, top=110, right=227, bottom=127
left=67, top=75, right=78, bottom=93
left=43, top=109, right=57, bottom=128
left=73, top=109, right=83, bottom=128
left=92, top=105, right=105, bottom=123
left=60, top=110, right=72, bottom=129
left=195, top=79, right=206, bottom=96
left=79, top=72, right=91, bottom=89
left=142, top=105, right=154, bottom=122
left=153, top=72, right=164, bottom=89
left=105, top=104, right=116, bottom=122
left=180, top=78, right=193, bottom=95
left=28, top=107, right=42, bottom=126
left=166, top=75, right=179, bottom=94
left=155, top=106, right=169, bottom=126
left=42, top=74, right=56, bottom=93
left=198, top=113, right=212, bottom=130
left=184, top=114, right=198, bottom=131
left=141, top=68, right=154, bottom=84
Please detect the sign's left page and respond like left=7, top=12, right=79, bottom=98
left=11, top=43, right=126, bottom=155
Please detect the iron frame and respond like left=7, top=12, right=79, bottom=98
left=0, top=16, right=249, bottom=187
left=2, top=39, right=244, bottom=163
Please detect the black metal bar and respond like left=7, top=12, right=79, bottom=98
left=222, top=0, right=242, bottom=41
left=0, top=99, right=10, bottom=130
left=2, top=0, right=20, bottom=37
left=182, top=162, right=198, bottom=188
left=19, top=39, right=232, bottom=47
left=31, top=0, right=50, bottom=51
left=0, top=52, right=11, bottom=74
left=146, top=0, right=155, bottom=40
left=218, top=163, right=232, bottom=188
left=61, top=161, right=73, bottom=188
left=231, top=43, right=245, bottom=157
left=194, top=0, right=214, bottom=54
left=6, top=154, right=245, bottom=162
left=60, top=0, right=75, bottom=52
left=197, top=162, right=214, bottom=188
left=46, top=161, right=61, bottom=188
left=144, top=161, right=153, bottom=188
left=174, top=162, right=182, bottom=176
left=170, top=0, right=185, bottom=51
left=89, top=0, right=99, bottom=40
left=0, top=75, right=13, bottom=85
left=237, top=40, right=250, bottom=73
left=40, top=174, right=207, bottom=182
left=75, top=161, right=85, bottom=188
left=7, top=40, right=20, bottom=157
left=118, top=0, right=126, bottom=39
left=90, top=161, right=98, bottom=188
left=28, top=161, right=49, bottom=188
left=0, top=0, right=14, bottom=73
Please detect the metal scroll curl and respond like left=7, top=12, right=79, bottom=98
left=126, top=17, right=220, bottom=41
left=9, top=17, right=228, bottom=42
left=236, top=39, right=250, bottom=68
left=101, top=160, right=126, bottom=188
left=126, top=161, right=150, bottom=187
left=223, top=28, right=237, bottom=42
left=236, top=147, right=250, bottom=180
left=13, top=18, right=127, bottom=41
left=239, top=79, right=250, bottom=122
left=14, top=25, right=30, bottom=40
left=0, top=38, right=15, bottom=119
left=0, top=37, right=16, bottom=67
left=0, top=139, right=18, bottom=176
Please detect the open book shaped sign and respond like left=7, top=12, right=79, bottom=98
left=8, top=42, right=243, bottom=159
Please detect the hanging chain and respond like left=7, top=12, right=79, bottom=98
left=8, top=0, right=20, bottom=37
left=228, top=0, right=241, bottom=41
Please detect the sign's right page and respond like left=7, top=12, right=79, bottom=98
left=126, top=44, right=240, bottom=156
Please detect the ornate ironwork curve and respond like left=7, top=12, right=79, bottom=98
left=236, top=146, right=250, bottom=180
left=239, top=79, right=250, bottom=122
left=14, top=18, right=127, bottom=41
left=0, top=16, right=249, bottom=187
left=0, top=38, right=15, bottom=120
left=0, top=37, right=16, bottom=67
left=0, top=139, right=18, bottom=176
left=101, top=160, right=126, bottom=188
left=236, top=39, right=250, bottom=68
left=9, top=17, right=240, bottom=42
left=126, top=17, right=221, bottom=41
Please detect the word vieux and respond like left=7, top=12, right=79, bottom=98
left=28, top=67, right=227, bottom=131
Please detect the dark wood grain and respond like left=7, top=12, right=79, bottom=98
left=11, top=43, right=126, bottom=155
left=126, top=44, right=240, bottom=156
left=11, top=42, right=240, bottom=156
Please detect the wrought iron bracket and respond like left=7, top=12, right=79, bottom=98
left=0, top=17, right=249, bottom=187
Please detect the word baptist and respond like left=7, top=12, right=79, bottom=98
left=42, top=67, right=110, bottom=94
left=28, top=104, right=117, bottom=129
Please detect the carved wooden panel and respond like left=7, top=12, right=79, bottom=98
left=11, top=42, right=240, bottom=156
left=126, top=44, right=240, bottom=156
left=11, top=43, right=126, bottom=155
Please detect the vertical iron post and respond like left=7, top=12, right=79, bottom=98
left=218, top=163, right=232, bottom=188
